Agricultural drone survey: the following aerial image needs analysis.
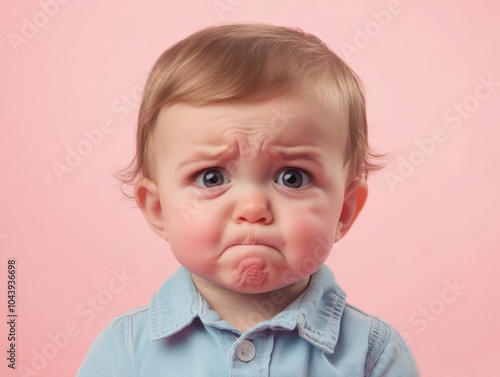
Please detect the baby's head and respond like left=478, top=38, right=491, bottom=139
left=119, top=23, right=384, bottom=294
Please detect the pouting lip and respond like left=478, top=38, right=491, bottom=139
left=226, top=237, right=279, bottom=250
left=226, top=227, right=282, bottom=250
left=228, top=243, right=274, bottom=249
left=229, top=234, right=272, bottom=247
left=225, top=244, right=279, bottom=257
left=228, top=241, right=271, bottom=247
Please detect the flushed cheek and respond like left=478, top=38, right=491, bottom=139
left=283, top=209, right=336, bottom=271
left=166, top=200, right=224, bottom=264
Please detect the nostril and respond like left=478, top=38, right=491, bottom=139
left=233, top=202, right=272, bottom=224
left=238, top=215, right=268, bottom=224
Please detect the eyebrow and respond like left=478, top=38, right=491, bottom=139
left=269, top=145, right=325, bottom=163
left=177, top=145, right=232, bottom=170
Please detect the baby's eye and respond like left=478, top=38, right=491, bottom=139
left=274, top=168, right=311, bottom=189
left=194, top=169, right=230, bottom=188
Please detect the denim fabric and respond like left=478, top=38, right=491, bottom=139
left=77, top=265, right=419, bottom=377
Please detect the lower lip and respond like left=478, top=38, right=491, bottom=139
left=227, top=245, right=278, bottom=260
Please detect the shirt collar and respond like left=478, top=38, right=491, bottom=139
left=149, top=265, right=346, bottom=354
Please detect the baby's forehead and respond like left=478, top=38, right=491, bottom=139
left=158, top=94, right=348, bottom=144
left=151, top=97, right=349, bottom=170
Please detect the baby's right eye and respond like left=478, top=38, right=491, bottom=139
left=194, top=169, right=230, bottom=188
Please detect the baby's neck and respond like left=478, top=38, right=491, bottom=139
left=191, top=274, right=310, bottom=333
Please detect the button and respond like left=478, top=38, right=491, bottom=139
left=235, top=339, right=256, bottom=362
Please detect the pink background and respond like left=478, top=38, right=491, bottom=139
left=1, top=0, right=499, bottom=376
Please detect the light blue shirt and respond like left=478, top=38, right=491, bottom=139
left=77, top=265, right=419, bottom=376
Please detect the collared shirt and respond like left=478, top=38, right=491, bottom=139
left=77, top=265, right=419, bottom=376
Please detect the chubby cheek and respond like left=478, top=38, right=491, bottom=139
left=164, top=196, right=224, bottom=270
left=283, top=202, right=339, bottom=277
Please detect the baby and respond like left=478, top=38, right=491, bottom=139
left=78, top=23, right=419, bottom=376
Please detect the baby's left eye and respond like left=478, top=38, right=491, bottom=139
left=274, top=168, right=311, bottom=189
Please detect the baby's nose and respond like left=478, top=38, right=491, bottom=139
left=232, top=193, right=272, bottom=224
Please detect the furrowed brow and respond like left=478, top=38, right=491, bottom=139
left=177, top=146, right=232, bottom=170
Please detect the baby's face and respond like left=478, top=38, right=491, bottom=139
left=137, top=95, right=367, bottom=294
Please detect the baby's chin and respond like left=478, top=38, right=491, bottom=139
left=188, top=257, right=304, bottom=294
left=222, top=260, right=293, bottom=294
left=235, top=257, right=269, bottom=286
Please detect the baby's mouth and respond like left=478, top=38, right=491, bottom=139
left=228, top=224, right=281, bottom=251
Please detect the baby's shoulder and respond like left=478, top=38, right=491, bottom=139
left=340, top=303, right=394, bottom=354
left=340, top=303, right=419, bottom=376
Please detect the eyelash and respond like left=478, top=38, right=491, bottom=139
left=187, top=167, right=318, bottom=185
left=187, top=167, right=225, bottom=184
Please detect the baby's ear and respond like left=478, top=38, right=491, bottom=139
left=335, top=179, right=368, bottom=242
left=135, top=178, right=168, bottom=240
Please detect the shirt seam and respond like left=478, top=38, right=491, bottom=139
left=259, top=331, right=267, bottom=377
left=365, top=317, right=391, bottom=377
left=300, top=289, right=341, bottom=347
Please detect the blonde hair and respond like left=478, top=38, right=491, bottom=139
left=116, top=22, right=385, bottom=196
